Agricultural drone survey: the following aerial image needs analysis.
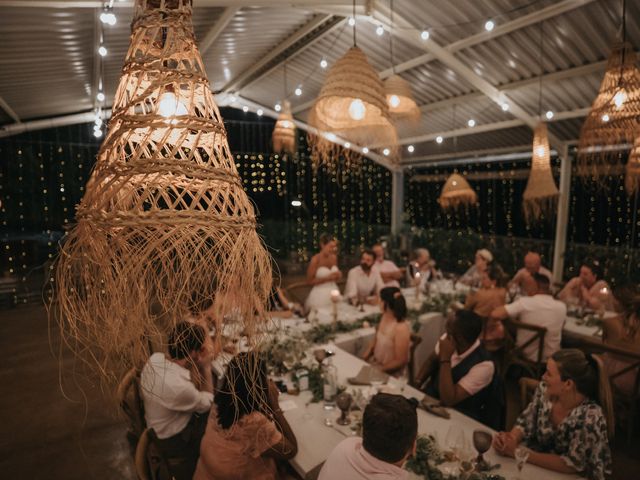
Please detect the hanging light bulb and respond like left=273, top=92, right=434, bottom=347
left=256, top=109, right=263, bottom=116
left=383, top=148, right=390, bottom=156
left=320, top=58, right=328, bottom=69
left=436, top=136, right=443, bottom=144
left=545, top=110, right=554, bottom=120
left=99, top=11, right=116, bottom=26
left=536, top=145, right=546, bottom=158
left=613, top=89, right=627, bottom=109
left=602, top=113, right=610, bottom=122
left=388, top=94, right=400, bottom=108
left=467, top=119, right=476, bottom=127
left=274, top=103, right=282, bottom=112
left=420, top=30, right=429, bottom=40
left=376, top=25, right=384, bottom=36
left=501, top=103, right=509, bottom=111
left=294, top=86, right=302, bottom=96
left=93, top=128, right=103, bottom=138
left=484, top=20, right=495, bottom=32
left=242, top=105, right=249, bottom=113
left=98, top=45, right=108, bottom=57
left=344, top=142, right=351, bottom=148
left=157, top=91, right=188, bottom=118
left=362, top=147, right=369, bottom=154
left=94, top=117, right=103, bottom=127
left=407, top=145, right=415, bottom=153
left=348, top=98, right=366, bottom=120
left=96, top=91, right=105, bottom=102
left=348, top=17, right=356, bottom=26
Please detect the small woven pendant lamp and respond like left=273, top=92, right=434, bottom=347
left=272, top=100, right=296, bottom=155
left=52, top=0, right=272, bottom=383
left=438, top=173, right=477, bottom=210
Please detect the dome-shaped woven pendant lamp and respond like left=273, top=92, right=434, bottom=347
left=578, top=2, right=640, bottom=180
left=625, top=133, right=640, bottom=194
left=272, top=100, right=296, bottom=155
left=309, top=46, right=397, bottom=165
left=384, top=74, right=420, bottom=123
left=523, top=122, right=559, bottom=222
left=438, top=173, right=477, bottom=210
left=52, top=0, right=272, bottom=382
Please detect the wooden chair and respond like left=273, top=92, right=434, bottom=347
left=518, top=377, right=540, bottom=413
left=135, top=428, right=172, bottom=480
left=591, top=353, right=616, bottom=440
left=502, top=319, right=547, bottom=381
left=407, top=333, right=423, bottom=386
left=283, top=281, right=311, bottom=306
left=117, top=368, right=146, bottom=448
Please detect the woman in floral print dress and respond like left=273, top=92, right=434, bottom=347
left=492, top=349, right=612, bottom=480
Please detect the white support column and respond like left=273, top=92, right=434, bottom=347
left=552, top=144, right=572, bottom=284
left=391, top=169, right=404, bottom=235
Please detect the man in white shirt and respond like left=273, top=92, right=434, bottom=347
left=492, top=273, right=566, bottom=363
left=510, top=251, right=553, bottom=294
left=140, top=321, right=215, bottom=480
left=319, top=393, right=417, bottom=480
left=345, top=249, right=385, bottom=305
left=372, top=243, right=403, bottom=288
left=417, top=310, right=502, bottom=429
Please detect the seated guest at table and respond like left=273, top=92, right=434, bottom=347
left=510, top=251, right=553, bottom=294
left=465, top=264, right=507, bottom=351
left=406, top=248, right=440, bottom=288
left=491, top=273, right=566, bottom=364
left=345, top=249, right=385, bottom=305
left=558, top=259, right=611, bottom=311
left=458, top=249, right=492, bottom=288
left=318, top=393, right=417, bottom=480
left=603, top=285, right=640, bottom=396
left=140, top=322, right=215, bottom=480
left=305, top=233, right=342, bottom=312
left=372, top=242, right=404, bottom=288
left=362, top=287, right=411, bottom=375
left=417, top=310, right=502, bottom=429
left=268, top=283, right=303, bottom=318
left=493, top=349, right=612, bottom=480
left=194, top=352, right=298, bottom=480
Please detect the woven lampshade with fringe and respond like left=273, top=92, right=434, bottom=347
left=272, top=100, right=296, bottom=156
left=308, top=46, right=397, bottom=167
left=438, top=173, right=477, bottom=210
left=384, top=74, right=420, bottom=123
left=523, top=122, right=559, bottom=222
left=52, top=0, right=271, bottom=384
left=578, top=41, right=640, bottom=177
left=625, top=133, right=640, bottom=194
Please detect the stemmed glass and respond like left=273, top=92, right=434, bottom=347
left=514, top=446, right=530, bottom=480
left=336, top=392, right=353, bottom=425
left=472, top=430, right=492, bottom=471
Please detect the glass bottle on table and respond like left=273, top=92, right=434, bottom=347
left=323, top=356, right=338, bottom=410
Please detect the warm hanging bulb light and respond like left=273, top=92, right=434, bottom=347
left=348, top=98, right=366, bottom=120
left=389, top=94, right=400, bottom=108
left=613, top=89, right=627, bottom=109
left=438, top=173, right=477, bottom=210
left=523, top=122, right=559, bottom=223
left=158, top=91, right=188, bottom=118
left=384, top=75, right=420, bottom=123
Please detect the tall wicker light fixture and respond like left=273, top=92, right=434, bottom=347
left=384, top=0, right=420, bottom=123
left=272, top=61, right=297, bottom=156
left=308, top=1, right=397, bottom=167
left=52, top=0, right=272, bottom=382
left=626, top=133, right=640, bottom=194
left=578, top=0, right=640, bottom=178
left=438, top=173, right=477, bottom=210
left=523, top=22, right=558, bottom=223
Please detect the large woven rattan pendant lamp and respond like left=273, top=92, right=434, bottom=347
left=308, top=0, right=397, bottom=166
left=578, top=0, right=640, bottom=178
left=52, top=0, right=272, bottom=383
left=383, top=0, right=420, bottom=123
left=626, top=133, right=640, bottom=194
left=438, top=173, right=477, bottom=210
left=272, top=62, right=297, bottom=156
left=523, top=22, right=558, bottom=223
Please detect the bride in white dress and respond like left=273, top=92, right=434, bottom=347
left=305, top=234, right=342, bottom=312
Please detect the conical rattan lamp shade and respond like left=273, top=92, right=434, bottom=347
left=523, top=122, right=559, bottom=222
left=578, top=41, right=640, bottom=177
left=272, top=100, right=296, bottom=155
left=308, top=46, right=397, bottom=166
left=384, top=74, right=420, bottom=123
left=625, top=133, right=640, bottom=195
left=52, top=0, right=271, bottom=382
left=438, top=173, right=477, bottom=210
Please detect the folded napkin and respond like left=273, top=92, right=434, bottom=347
left=347, top=365, right=389, bottom=385
left=420, top=397, right=451, bottom=419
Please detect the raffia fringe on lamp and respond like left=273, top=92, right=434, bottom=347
left=438, top=173, right=477, bottom=210
left=384, top=74, right=420, bottom=124
left=51, top=0, right=271, bottom=383
left=578, top=42, right=640, bottom=178
left=272, top=100, right=296, bottom=156
left=626, top=133, right=640, bottom=195
left=523, top=122, right=559, bottom=222
left=308, top=46, right=397, bottom=168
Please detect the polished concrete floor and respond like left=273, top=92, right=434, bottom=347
left=0, top=303, right=637, bottom=479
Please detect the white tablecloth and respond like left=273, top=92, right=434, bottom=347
left=282, top=346, right=581, bottom=480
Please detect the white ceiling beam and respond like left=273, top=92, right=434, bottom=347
left=404, top=145, right=532, bottom=166
left=233, top=94, right=399, bottom=171
left=378, top=0, right=597, bottom=79
left=0, top=0, right=353, bottom=7
left=221, top=14, right=333, bottom=94
left=0, top=96, right=20, bottom=124
left=199, top=6, right=239, bottom=56
left=0, top=110, right=112, bottom=138
left=371, top=2, right=564, bottom=150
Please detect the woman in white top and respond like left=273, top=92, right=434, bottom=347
left=304, top=233, right=343, bottom=312
left=558, top=259, right=612, bottom=311
left=362, top=287, right=411, bottom=376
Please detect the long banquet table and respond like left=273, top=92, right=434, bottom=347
left=280, top=345, right=581, bottom=480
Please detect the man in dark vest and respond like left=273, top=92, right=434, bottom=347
left=417, top=310, right=503, bottom=429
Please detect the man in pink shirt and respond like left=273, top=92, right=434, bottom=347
left=318, top=393, right=417, bottom=480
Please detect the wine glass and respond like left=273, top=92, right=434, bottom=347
left=313, top=348, right=327, bottom=365
left=336, top=392, right=353, bottom=425
left=445, top=425, right=465, bottom=460
left=514, top=446, right=530, bottom=480
left=472, top=430, right=492, bottom=471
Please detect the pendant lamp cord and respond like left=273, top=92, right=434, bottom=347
left=538, top=21, right=544, bottom=121
left=619, top=0, right=626, bottom=82
left=389, top=0, right=395, bottom=72
left=284, top=59, right=288, bottom=98
left=352, top=0, right=357, bottom=47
